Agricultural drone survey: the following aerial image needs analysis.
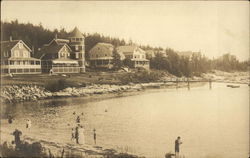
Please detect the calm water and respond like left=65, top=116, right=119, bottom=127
left=1, top=83, right=249, bottom=158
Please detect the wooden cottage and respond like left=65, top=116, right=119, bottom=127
left=0, top=39, right=41, bottom=74
left=37, top=27, right=86, bottom=74
left=88, top=43, right=114, bottom=69
left=117, top=45, right=149, bottom=69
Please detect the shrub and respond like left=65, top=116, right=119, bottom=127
left=119, top=70, right=165, bottom=84
left=44, top=79, right=77, bottom=92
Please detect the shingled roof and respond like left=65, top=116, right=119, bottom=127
left=68, top=27, right=84, bottom=38
left=0, top=40, right=31, bottom=53
left=36, top=42, right=71, bottom=59
left=116, top=45, right=145, bottom=56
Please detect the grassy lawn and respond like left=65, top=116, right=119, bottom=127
left=1, top=71, right=126, bottom=86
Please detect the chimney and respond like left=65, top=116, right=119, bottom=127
left=32, top=46, right=35, bottom=57
left=10, top=36, right=12, bottom=41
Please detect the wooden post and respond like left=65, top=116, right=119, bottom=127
left=209, top=79, right=212, bottom=90
left=176, top=78, right=178, bottom=89
left=187, top=77, right=190, bottom=90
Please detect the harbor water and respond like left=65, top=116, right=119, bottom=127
left=1, top=83, right=249, bottom=158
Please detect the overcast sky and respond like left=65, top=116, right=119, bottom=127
left=1, top=1, right=249, bottom=60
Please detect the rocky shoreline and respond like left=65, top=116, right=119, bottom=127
left=0, top=82, right=177, bottom=103
left=1, top=70, right=248, bottom=104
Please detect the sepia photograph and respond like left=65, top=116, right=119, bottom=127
left=0, top=1, right=249, bottom=158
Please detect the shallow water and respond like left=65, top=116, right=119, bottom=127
left=1, top=83, right=249, bottom=158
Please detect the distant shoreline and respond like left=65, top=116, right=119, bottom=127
left=1, top=70, right=248, bottom=104
left=1, top=81, right=204, bottom=104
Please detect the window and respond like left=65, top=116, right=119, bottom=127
left=18, top=43, right=23, bottom=49
left=78, top=46, right=82, bottom=51
left=19, top=52, right=23, bottom=57
left=36, top=61, right=40, bottom=65
left=75, top=45, right=79, bottom=51
left=14, top=50, right=19, bottom=57
left=23, top=51, right=29, bottom=57
left=4, top=51, right=8, bottom=57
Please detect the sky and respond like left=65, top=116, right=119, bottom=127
left=1, top=1, right=249, bottom=61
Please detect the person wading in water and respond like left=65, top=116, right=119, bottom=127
left=93, top=129, right=96, bottom=145
left=175, top=136, right=182, bottom=158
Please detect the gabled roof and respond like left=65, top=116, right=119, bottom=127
left=68, top=27, right=84, bottom=38
left=117, top=45, right=145, bottom=55
left=47, top=38, right=69, bottom=46
left=36, top=42, right=71, bottom=59
left=89, top=42, right=114, bottom=54
left=0, top=40, right=31, bottom=52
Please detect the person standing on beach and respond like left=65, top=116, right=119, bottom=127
left=76, top=116, right=81, bottom=125
left=93, top=129, right=96, bottom=145
left=78, top=125, right=85, bottom=145
left=175, top=136, right=182, bottom=158
left=75, top=126, right=79, bottom=144
left=71, top=128, right=75, bottom=141
left=12, top=129, right=22, bottom=148
left=26, top=119, right=32, bottom=129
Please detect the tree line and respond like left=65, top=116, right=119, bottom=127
left=1, top=20, right=249, bottom=77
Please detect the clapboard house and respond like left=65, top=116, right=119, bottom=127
left=37, top=27, right=85, bottom=73
left=88, top=42, right=114, bottom=69
left=0, top=38, right=41, bottom=74
left=117, top=45, right=149, bottom=69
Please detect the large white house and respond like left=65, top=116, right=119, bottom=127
left=0, top=38, right=41, bottom=74
left=117, top=45, right=149, bottom=69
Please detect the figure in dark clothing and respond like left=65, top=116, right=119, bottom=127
left=76, top=116, right=80, bottom=124
left=71, top=128, right=75, bottom=141
left=175, top=136, right=182, bottom=157
left=93, top=129, right=96, bottom=145
left=12, top=129, right=22, bottom=147
left=75, top=126, right=79, bottom=144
